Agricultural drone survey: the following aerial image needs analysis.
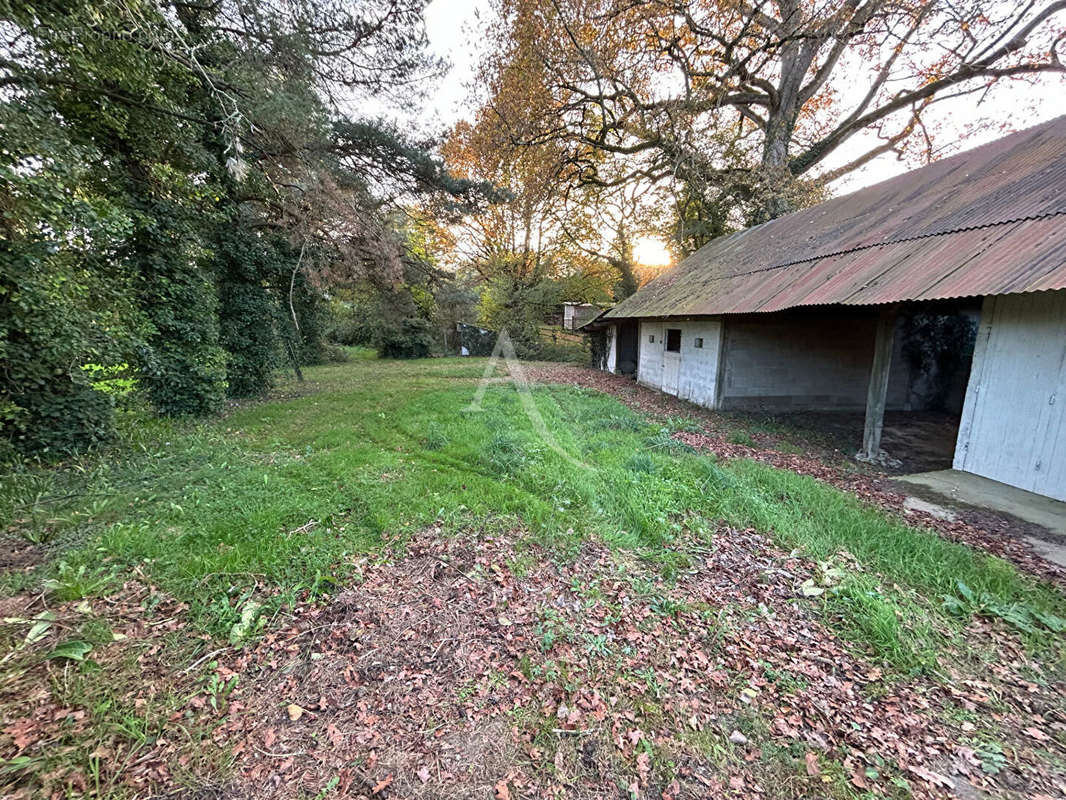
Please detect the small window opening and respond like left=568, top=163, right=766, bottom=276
left=694, top=337, right=704, bottom=349
left=666, top=328, right=681, bottom=352
left=648, top=334, right=655, bottom=343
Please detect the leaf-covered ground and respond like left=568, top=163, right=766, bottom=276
left=2, top=354, right=1064, bottom=799
left=221, top=524, right=1063, bottom=799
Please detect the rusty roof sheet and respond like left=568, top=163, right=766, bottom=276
left=606, top=116, right=1066, bottom=319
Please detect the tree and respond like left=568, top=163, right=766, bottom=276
left=0, top=95, right=136, bottom=456
left=484, top=0, right=1066, bottom=221
left=554, top=179, right=671, bottom=300
left=439, top=9, right=637, bottom=345
left=0, top=0, right=490, bottom=456
left=442, top=113, right=621, bottom=351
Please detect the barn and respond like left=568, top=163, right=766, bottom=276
left=591, top=117, right=1066, bottom=503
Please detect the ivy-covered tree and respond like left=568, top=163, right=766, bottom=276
left=0, top=97, right=135, bottom=456
left=0, top=0, right=489, bottom=456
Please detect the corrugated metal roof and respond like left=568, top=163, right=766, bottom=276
left=606, top=116, right=1066, bottom=319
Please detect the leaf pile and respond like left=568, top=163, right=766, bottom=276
left=0, top=580, right=213, bottom=799
left=214, top=525, right=1066, bottom=799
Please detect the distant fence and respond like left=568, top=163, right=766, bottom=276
left=456, top=322, right=588, bottom=362
left=457, top=323, right=497, bottom=356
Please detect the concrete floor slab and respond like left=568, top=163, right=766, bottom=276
left=896, top=469, right=1066, bottom=566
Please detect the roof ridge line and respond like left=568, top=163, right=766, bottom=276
left=711, top=208, right=1066, bottom=281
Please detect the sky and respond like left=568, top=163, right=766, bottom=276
left=422, top=0, right=488, bottom=128
left=420, top=0, right=1063, bottom=265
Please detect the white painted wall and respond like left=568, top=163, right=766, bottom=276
left=677, top=320, right=724, bottom=408
left=635, top=319, right=725, bottom=407
left=605, top=324, right=617, bottom=373
left=955, top=291, right=1066, bottom=501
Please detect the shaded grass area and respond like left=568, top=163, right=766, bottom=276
left=3, top=356, right=1065, bottom=667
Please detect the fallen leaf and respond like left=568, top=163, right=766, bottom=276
left=286, top=703, right=305, bottom=722
left=494, top=779, right=511, bottom=800
left=1024, top=726, right=1051, bottom=742
left=805, top=752, right=820, bottom=777
left=636, top=751, right=651, bottom=785
left=906, top=764, right=953, bottom=789
left=325, top=723, right=343, bottom=747
left=5, top=719, right=36, bottom=752
left=416, top=766, right=431, bottom=784
left=371, top=774, right=393, bottom=794
left=24, top=617, right=53, bottom=645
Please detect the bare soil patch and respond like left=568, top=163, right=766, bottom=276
left=773, top=410, right=961, bottom=475
left=0, top=533, right=45, bottom=571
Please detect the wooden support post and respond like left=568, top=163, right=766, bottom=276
left=860, top=310, right=897, bottom=461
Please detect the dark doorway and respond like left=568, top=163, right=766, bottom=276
left=617, top=320, right=639, bottom=376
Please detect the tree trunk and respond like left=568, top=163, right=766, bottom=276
left=758, top=115, right=797, bottom=222
left=755, top=29, right=818, bottom=223
left=615, top=257, right=639, bottom=300
left=284, top=335, right=304, bottom=382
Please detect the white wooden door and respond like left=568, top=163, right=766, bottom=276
left=638, top=321, right=664, bottom=388
left=662, top=354, right=680, bottom=395
left=661, top=327, right=682, bottom=396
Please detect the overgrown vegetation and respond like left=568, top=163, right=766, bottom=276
left=2, top=355, right=1064, bottom=797
left=0, top=0, right=487, bottom=458
left=3, top=357, right=1062, bottom=659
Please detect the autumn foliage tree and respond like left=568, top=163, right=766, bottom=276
left=441, top=4, right=670, bottom=338
left=440, top=19, right=623, bottom=351
left=481, top=0, right=1066, bottom=223
left=443, top=114, right=617, bottom=351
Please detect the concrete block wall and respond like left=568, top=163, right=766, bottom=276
left=631, top=312, right=923, bottom=414
left=720, top=315, right=902, bottom=412
left=676, top=320, right=724, bottom=407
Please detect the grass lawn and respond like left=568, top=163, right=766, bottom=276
left=2, top=353, right=1064, bottom=799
